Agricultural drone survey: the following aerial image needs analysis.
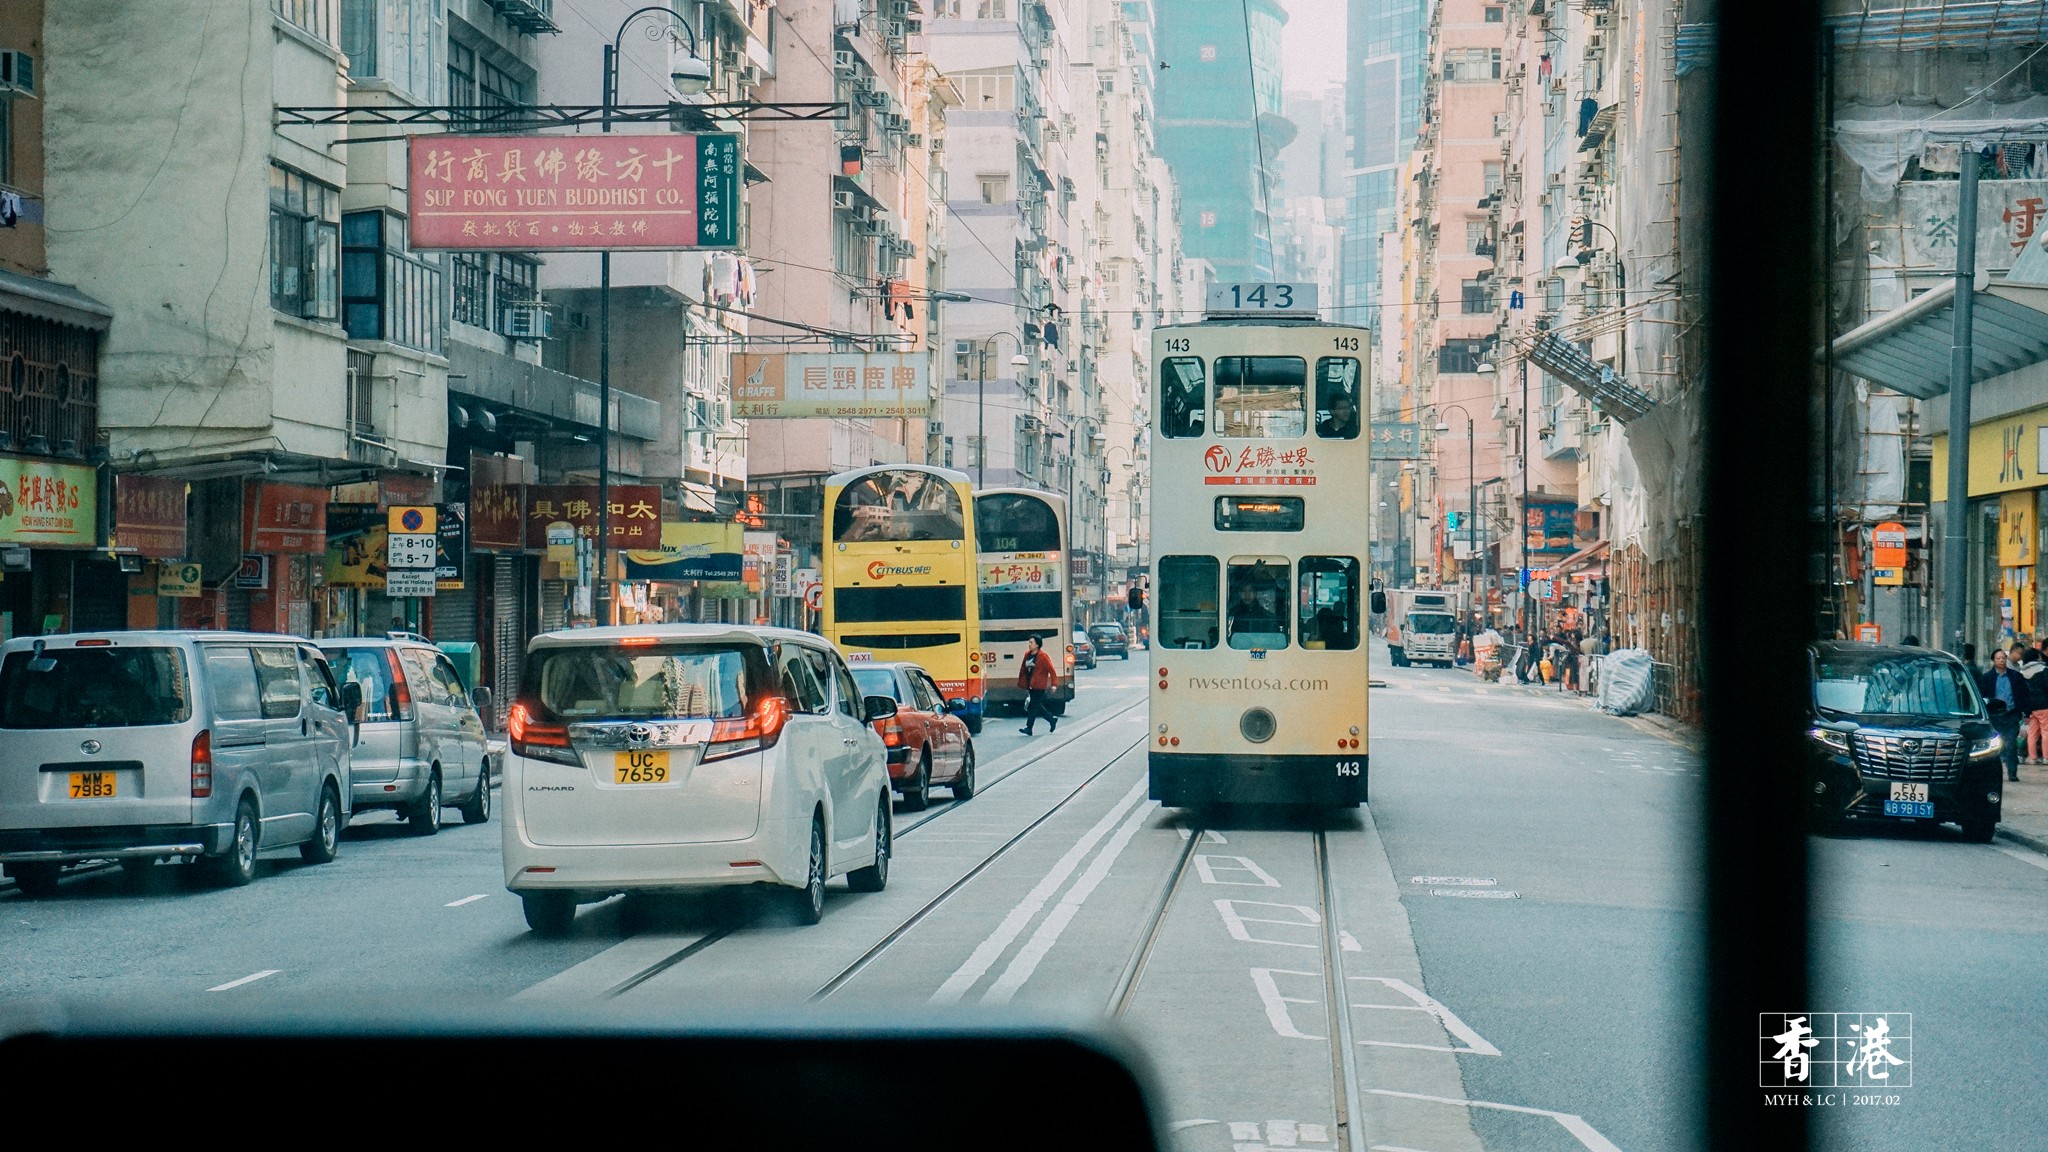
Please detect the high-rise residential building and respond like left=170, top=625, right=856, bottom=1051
left=1154, top=0, right=1288, bottom=285
left=1339, top=0, right=1427, bottom=326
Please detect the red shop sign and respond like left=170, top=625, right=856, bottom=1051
left=115, top=474, right=189, bottom=559
left=523, top=484, right=661, bottom=549
left=243, top=482, right=329, bottom=555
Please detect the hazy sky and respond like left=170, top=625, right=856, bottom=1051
left=1281, top=0, right=1349, bottom=94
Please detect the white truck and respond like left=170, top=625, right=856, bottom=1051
left=1384, top=588, right=1462, bottom=667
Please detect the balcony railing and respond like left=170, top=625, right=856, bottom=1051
left=0, top=313, right=99, bottom=457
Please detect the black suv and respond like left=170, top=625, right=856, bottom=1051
left=1087, top=623, right=1131, bottom=660
left=1807, top=642, right=2006, bottom=841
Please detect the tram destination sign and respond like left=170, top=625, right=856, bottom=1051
left=1203, top=282, right=1319, bottom=317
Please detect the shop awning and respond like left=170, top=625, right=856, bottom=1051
left=1547, top=539, right=1610, bottom=578
left=1830, top=278, right=2048, bottom=399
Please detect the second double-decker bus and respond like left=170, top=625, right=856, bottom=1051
left=973, top=487, right=1075, bottom=713
left=1147, top=284, right=1375, bottom=807
left=821, top=465, right=986, bottom=734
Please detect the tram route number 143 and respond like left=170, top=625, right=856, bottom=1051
left=1204, top=282, right=1319, bottom=316
left=1336, top=761, right=1362, bottom=777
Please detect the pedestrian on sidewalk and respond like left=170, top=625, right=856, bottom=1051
left=1017, top=634, right=1061, bottom=736
left=1978, top=648, right=2026, bottom=783
left=2016, top=646, right=2048, bottom=765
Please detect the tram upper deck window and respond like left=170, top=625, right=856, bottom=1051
left=1160, top=357, right=1207, bottom=438
left=1298, top=557, right=1359, bottom=650
left=1214, top=357, right=1307, bottom=439
left=1226, top=558, right=1290, bottom=650
left=1314, top=358, right=1362, bottom=439
left=832, top=469, right=965, bottom=542
left=1157, top=555, right=1220, bottom=650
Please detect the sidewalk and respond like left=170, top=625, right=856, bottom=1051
left=1999, top=765, right=2048, bottom=855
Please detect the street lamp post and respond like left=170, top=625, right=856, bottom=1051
left=973, top=333, right=1029, bottom=486
left=1436, top=403, right=1477, bottom=624
left=598, top=7, right=710, bottom=624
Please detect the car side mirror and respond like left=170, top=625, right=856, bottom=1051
left=1987, top=697, right=2012, bottom=716
left=471, top=686, right=494, bottom=720
left=341, top=681, right=363, bottom=714
left=1371, top=591, right=1388, bottom=614
left=863, top=695, right=899, bottom=723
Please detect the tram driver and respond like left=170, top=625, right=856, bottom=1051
left=1227, top=565, right=1290, bottom=649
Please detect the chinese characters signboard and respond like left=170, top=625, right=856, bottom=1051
left=980, top=559, right=1063, bottom=593
left=0, top=455, right=96, bottom=548
left=114, top=474, right=189, bottom=558
left=408, top=134, right=740, bottom=251
left=1200, top=444, right=1318, bottom=486
left=243, top=482, right=329, bottom=554
left=525, top=484, right=661, bottom=549
left=624, top=521, right=744, bottom=581
left=1898, top=179, right=2047, bottom=273
left=1370, top=422, right=1421, bottom=459
left=731, top=353, right=931, bottom=418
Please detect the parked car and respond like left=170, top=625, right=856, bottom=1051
left=1070, top=629, right=1097, bottom=670
left=1087, top=622, right=1131, bottom=660
left=320, top=634, right=492, bottom=834
left=503, top=625, right=895, bottom=935
left=0, top=631, right=360, bottom=895
left=1807, top=641, right=2005, bottom=841
left=851, top=662, right=976, bottom=810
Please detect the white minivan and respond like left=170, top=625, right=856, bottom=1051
left=502, top=626, right=897, bottom=935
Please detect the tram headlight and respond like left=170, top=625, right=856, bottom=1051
left=1240, top=708, right=1277, bottom=744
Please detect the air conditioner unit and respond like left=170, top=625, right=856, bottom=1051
left=885, top=19, right=906, bottom=39
left=891, top=0, right=913, bottom=14
left=834, top=49, right=855, bottom=70
left=1586, top=32, right=1605, bottom=50
left=501, top=301, right=551, bottom=340
left=906, top=132, right=924, bottom=147
left=856, top=89, right=889, bottom=107
left=833, top=189, right=856, bottom=210
left=0, top=51, right=34, bottom=97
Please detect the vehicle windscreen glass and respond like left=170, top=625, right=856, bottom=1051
left=1812, top=652, right=1978, bottom=717
left=325, top=647, right=402, bottom=722
left=1407, top=614, right=1458, bottom=634
left=528, top=644, right=772, bottom=720
left=851, top=667, right=902, bottom=700
left=831, top=470, right=965, bottom=542
left=0, top=647, right=192, bottom=728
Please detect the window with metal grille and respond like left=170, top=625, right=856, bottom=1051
left=273, top=0, right=336, bottom=43
left=452, top=253, right=491, bottom=328
left=270, top=164, right=340, bottom=322
left=1461, top=279, right=1493, bottom=314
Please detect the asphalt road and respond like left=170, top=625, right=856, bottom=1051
left=6, top=643, right=2045, bottom=1150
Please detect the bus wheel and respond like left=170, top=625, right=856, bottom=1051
left=963, top=711, right=983, bottom=736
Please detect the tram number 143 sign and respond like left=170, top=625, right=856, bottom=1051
left=1204, top=282, right=1319, bottom=316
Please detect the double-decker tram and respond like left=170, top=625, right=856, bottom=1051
left=973, top=488, right=1075, bottom=714
left=821, top=465, right=986, bottom=733
left=1147, top=284, right=1374, bottom=807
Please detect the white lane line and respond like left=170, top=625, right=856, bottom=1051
left=1339, top=930, right=1363, bottom=952
left=982, top=799, right=1158, bottom=1003
left=1994, top=844, right=2048, bottom=872
left=1349, top=976, right=1501, bottom=1056
left=1363, top=1090, right=1621, bottom=1152
left=931, top=776, right=1150, bottom=1003
left=445, top=893, right=489, bottom=907
left=208, top=969, right=280, bottom=992
left=1371, top=1146, right=1443, bottom=1152
left=1168, top=1119, right=1218, bottom=1132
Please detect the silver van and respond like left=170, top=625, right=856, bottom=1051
left=0, top=631, right=359, bottom=896
left=319, top=634, right=491, bottom=834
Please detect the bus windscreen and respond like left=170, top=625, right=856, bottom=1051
left=974, top=493, right=1062, bottom=553
left=831, top=470, right=966, bottom=542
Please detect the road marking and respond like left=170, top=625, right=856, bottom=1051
left=1363, top=1090, right=1621, bottom=1152
left=932, top=776, right=1150, bottom=1003
left=445, top=893, right=489, bottom=907
left=1206, top=829, right=1229, bottom=843
left=1349, top=976, right=1501, bottom=1056
left=1994, top=844, right=2048, bottom=872
left=1197, top=854, right=1282, bottom=887
left=1248, top=968, right=1325, bottom=1040
left=1339, top=930, right=1362, bottom=952
left=1409, top=876, right=1495, bottom=887
left=1429, top=889, right=1520, bottom=899
left=982, top=800, right=1157, bottom=1003
left=208, top=969, right=280, bottom=992
left=1215, top=899, right=1322, bottom=948
left=1169, top=1119, right=1218, bottom=1132
left=1370, top=1146, right=1442, bottom=1152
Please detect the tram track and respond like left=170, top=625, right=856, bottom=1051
left=592, top=692, right=1150, bottom=1000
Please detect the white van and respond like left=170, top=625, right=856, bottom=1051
left=501, top=626, right=896, bottom=935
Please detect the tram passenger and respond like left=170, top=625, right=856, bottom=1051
left=1316, top=392, right=1360, bottom=439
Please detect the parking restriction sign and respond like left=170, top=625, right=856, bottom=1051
left=388, top=505, right=437, bottom=535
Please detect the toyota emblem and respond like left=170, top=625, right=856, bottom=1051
left=627, top=725, right=655, bottom=747
left=1902, top=740, right=1921, bottom=754
left=79, top=739, right=102, bottom=756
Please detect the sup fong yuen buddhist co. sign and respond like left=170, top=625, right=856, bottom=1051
left=407, top=134, right=740, bottom=250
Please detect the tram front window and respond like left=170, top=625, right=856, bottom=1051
left=1298, top=557, right=1359, bottom=650
left=1314, top=358, right=1361, bottom=439
left=1160, top=357, right=1207, bottom=438
left=1226, top=559, right=1291, bottom=650
left=1157, top=555, right=1219, bottom=650
left=1214, top=357, right=1307, bottom=439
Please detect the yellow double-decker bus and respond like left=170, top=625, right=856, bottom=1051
left=821, top=465, right=986, bottom=734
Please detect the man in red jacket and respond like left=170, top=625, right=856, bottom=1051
left=1017, top=633, right=1061, bottom=735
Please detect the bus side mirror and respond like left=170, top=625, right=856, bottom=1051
left=1370, top=591, right=1388, bottom=615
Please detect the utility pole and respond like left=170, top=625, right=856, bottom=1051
left=1940, top=146, right=1979, bottom=655
left=976, top=347, right=987, bottom=486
